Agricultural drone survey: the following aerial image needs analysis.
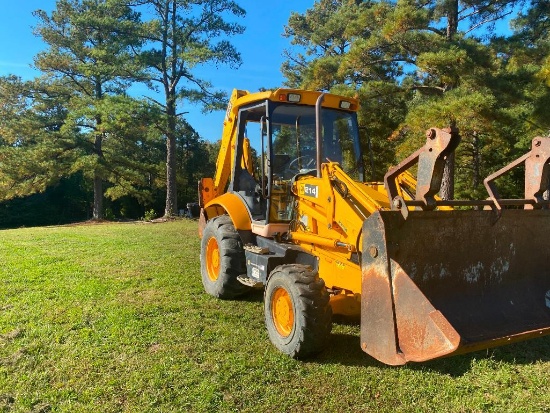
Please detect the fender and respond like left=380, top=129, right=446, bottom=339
left=204, top=192, right=252, bottom=231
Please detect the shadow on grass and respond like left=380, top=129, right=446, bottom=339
left=315, top=332, right=387, bottom=368
left=312, top=319, right=550, bottom=376
left=238, top=289, right=264, bottom=303
left=236, top=294, right=550, bottom=375
left=308, top=315, right=386, bottom=368
left=417, top=335, right=550, bottom=377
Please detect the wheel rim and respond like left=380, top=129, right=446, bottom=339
left=205, top=236, right=220, bottom=282
left=271, top=287, right=294, bottom=337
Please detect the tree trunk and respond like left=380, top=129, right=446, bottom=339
left=92, top=76, right=105, bottom=220
left=440, top=154, right=455, bottom=200
left=165, top=134, right=177, bottom=217
left=93, top=171, right=103, bottom=220
left=165, top=96, right=178, bottom=217
left=93, top=112, right=104, bottom=220
left=446, top=0, right=459, bottom=40
left=440, top=0, right=459, bottom=200
left=472, top=131, right=481, bottom=190
left=162, top=0, right=178, bottom=218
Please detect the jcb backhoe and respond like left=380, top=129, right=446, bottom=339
left=198, top=88, right=550, bottom=365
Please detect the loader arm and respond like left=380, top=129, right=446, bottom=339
left=289, top=162, right=390, bottom=294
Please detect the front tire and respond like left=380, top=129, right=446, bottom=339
left=200, top=215, right=251, bottom=299
left=264, top=264, right=332, bottom=359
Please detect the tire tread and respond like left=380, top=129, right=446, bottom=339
left=265, top=264, right=332, bottom=359
left=200, top=215, right=251, bottom=299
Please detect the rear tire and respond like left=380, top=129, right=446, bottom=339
left=264, top=264, right=332, bottom=359
left=200, top=215, right=251, bottom=299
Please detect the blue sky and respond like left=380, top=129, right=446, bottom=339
left=0, top=1, right=311, bottom=141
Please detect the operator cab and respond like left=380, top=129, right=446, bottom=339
left=231, top=94, right=362, bottom=231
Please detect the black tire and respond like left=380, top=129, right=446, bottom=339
left=200, top=215, right=251, bottom=299
left=264, top=264, right=332, bottom=359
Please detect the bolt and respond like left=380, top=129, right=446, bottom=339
left=426, top=128, right=436, bottom=140
left=369, top=246, right=378, bottom=258
left=393, top=198, right=402, bottom=209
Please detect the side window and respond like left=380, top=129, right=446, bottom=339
left=234, top=106, right=268, bottom=220
left=236, top=108, right=268, bottom=185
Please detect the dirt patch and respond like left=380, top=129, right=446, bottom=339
left=1, top=328, right=23, bottom=341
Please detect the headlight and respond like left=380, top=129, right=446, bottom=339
left=339, top=100, right=351, bottom=109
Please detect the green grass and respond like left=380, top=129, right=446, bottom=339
left=0, top=220, right=549, bottom=412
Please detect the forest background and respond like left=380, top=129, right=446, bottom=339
left=0, top=0, right=549, bottom=229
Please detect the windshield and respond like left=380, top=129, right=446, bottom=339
left=270, top=104, right=362, bottom=181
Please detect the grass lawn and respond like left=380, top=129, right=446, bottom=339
left=0, top=220, right=549, bottom=412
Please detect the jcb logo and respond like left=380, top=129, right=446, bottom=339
left=302, top=184, right=319, bottom=198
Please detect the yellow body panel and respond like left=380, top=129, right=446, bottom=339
left=204, top=192, right=251, bottom=231
left=290, top=162, right=392, bottom=295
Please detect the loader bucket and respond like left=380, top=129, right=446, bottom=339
left=361, top=209, right=550, bottom=365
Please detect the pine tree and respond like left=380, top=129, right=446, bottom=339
left=33, top=0, right=144, bottom=219
left=282, top=0, right=409, bottom=179
left=0, top=76, right=77, bottom=200
left=135, top=0, right=245, bottom=217
left=282, top=0, right=532, bottom=198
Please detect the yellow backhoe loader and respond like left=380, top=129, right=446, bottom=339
left=198, top=88, right=550, bottom=365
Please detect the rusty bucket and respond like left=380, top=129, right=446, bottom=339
left=360, top=209, right=550, bottom=365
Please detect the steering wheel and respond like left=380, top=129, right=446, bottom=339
left=286, top=155, right=316, bottom=176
